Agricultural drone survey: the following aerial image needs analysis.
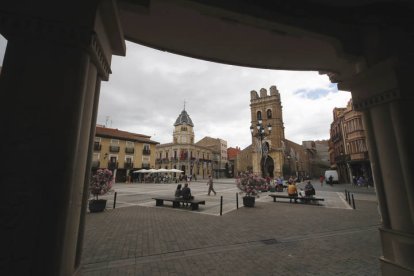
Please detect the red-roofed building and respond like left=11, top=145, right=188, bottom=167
left=93, top=126, right=159, bottom=182
left=227, top=147, right=241, bottom=177
left=227, top=147, right=241, bottom=160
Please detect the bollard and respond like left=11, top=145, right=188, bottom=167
left=347, top=191, right=351, bottom=205
left=113, top=192, right=117, bottom=209
left=236, top=193, right=239, bottom=209
left=220, top=196, right=223, bottom=216
left=351, top=194, right=356, bottom=209
left=345, top=189, right=348, bottom=201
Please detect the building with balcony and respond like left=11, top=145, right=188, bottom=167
left=196, top=137, right=228, bottom=178
left=155, top=107, right=226, bottom=179
left=329, top=99, right=372, bottom=184
left=93, top=125, right=159, bottom=182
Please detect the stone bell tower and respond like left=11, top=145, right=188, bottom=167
left=250, top=85, right=285, bottom=177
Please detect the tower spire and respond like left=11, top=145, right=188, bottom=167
left=184, top=99, right=186, bottom=111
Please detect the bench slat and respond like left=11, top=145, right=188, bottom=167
left=152, top=197, right=205, bottom=204
left=152, top=197, right=205, bottom=210
left=268, top=194, right=324, bottom=204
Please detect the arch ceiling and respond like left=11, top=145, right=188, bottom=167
left=118, top=0, right=413, bottom=82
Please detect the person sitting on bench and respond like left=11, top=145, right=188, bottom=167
left=304, top=181, right=315, bottom=196
left=300, top=181, right=316, bottom=197
left=276, top=177, right=284, bottom=192
left=287, top=180, right=298, bottom=197
left=174, top=184, right=182, bottom=198
left=181, top=183, right=193, bottom=206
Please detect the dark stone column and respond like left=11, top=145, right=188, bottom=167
left=75, top=78, right=102, bottom=270
left=0, top=1, right=125, bottom=275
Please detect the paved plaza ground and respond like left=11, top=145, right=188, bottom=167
left=80, top=179, right=382, bottom=275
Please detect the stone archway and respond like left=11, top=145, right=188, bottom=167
left=1, top=1, right=413, bottom=275
left=261, top=155, right=274, bottom=178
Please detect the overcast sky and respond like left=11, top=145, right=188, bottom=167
left=99, top=41, right=351, bottom=149
left=0, top=37, right=351, bottom=149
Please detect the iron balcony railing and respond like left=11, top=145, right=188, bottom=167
left=109, top=145, right=120, bottom=153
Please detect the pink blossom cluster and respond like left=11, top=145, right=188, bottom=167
left=236, top=173, right=267, bottom=198
left=90, top=168, right=114, bottom=199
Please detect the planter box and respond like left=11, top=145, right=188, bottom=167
left=88, top=199, right=107, bottom=213
left=243, top=196, right=255, bottom=207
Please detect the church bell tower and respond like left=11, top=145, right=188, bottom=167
left=250, top=85, right=285, bottom=177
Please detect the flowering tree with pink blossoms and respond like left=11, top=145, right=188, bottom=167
left=236, top=173, right=267, bottom=198
left=90, top=168, right=114, bottom=200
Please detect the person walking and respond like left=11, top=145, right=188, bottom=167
left=207, top=175, right=217, bottom=196
left=319, top=175, right=324, bottom=187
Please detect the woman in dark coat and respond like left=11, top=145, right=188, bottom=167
left=175, top=184, right=182, bottom=198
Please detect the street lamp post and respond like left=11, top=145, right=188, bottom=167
left=286, top=155, right=291, bottom=177
left=250, top=119, right=272, bottom=177
left=295, top=159, right=298, bottom=178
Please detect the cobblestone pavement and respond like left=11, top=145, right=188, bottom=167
left=81, top=179, right=382, bottom=275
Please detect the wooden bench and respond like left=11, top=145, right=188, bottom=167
left=152, top=197, right=206, bottom=210
left=268, top=194, right=324, bottom=205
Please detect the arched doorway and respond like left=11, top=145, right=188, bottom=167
left=261, top=155, right=274, bottom=178
left=260, top=142, right=274, bottom=178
